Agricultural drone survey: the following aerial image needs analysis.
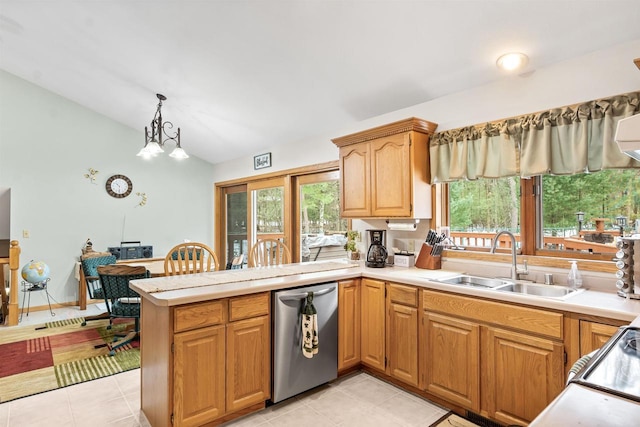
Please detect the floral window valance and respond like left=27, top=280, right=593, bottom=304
left=429, top=91, right=640, bottom=183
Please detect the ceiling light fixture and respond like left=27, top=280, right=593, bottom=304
left=137, top=93, right=189, bottom=159
left=496, top=52, right=529, bottom=72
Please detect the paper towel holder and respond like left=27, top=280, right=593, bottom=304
left=386, top=219, right=419, bottom=231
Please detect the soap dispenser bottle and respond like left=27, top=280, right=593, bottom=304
left=567, top=260, right=582, bottom=289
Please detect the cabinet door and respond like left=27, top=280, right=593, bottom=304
left=482, top=326, right=564, bottom=426
left=580, top=320, right=620, bottom=356
left=423, top=312, right=480, bottom=412
left=226, top=315, right=270, bottom=412
left=338, top=279, right=361, bottom=371
left=370, top=133, right=411, bottom=217
left=360, top=278, right=386, bottom=371
left=174, top=325, right=226, bottom=427
left=387, top=302, right=419, bottom=387
left=339, top=144, right=370, bottom=217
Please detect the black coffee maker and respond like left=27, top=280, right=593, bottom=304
left=366, top=229, right=388, bottom=268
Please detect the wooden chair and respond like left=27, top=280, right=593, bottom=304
left=97, top=264, right=148, bottom=355
left=248, top=238, right=291, bottom=267
left=164, top=242, right=220, bottom=276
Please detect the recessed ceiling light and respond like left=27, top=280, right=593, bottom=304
left=496, top=52, right=529, bottom=72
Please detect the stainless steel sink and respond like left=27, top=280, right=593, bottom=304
left=437, top=275, right=513, bottom=289
left=494, top=282, right=584, bottom=299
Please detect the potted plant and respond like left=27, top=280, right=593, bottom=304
left=344, top=230, right=360, bottom=260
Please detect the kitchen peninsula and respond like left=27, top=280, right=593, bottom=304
left=130, top=260, right=640, bottom=427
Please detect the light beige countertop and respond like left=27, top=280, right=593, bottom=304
left=130, top=260, right=640, bottom=425
left=530, top=383, right=640, bottom=426
left=130, top=260, right=640, bottom=322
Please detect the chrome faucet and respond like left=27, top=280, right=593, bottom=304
left=490, top=230, right=528, bottom=280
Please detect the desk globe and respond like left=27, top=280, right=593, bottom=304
left=20, top=260, right=54, bottom=320
left=21, top=260, right=51, bottom=286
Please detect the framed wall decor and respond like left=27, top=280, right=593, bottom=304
left=254, top=152, right=272, bottom=170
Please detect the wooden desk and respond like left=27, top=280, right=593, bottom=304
left=77, top=257, right=165, bottom=310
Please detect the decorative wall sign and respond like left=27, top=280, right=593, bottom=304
left=254, top=152, right=272, bottom=170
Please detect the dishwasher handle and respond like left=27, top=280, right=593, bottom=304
left=277, top=286, right=336, bottom=302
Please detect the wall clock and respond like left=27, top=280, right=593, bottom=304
left=105, top=174, right=133, bottom=198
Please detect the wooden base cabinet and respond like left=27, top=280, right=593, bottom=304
left=140, top=293, right=270, bottom=427
left=422, top=312, right=480, bottom=411
left=360, top=278, right=386, bottom=371
left=174, top=325, right=226, bottom=427
left=579, top=320, right=621, bottom=356
left=386, top=283, right=420, bottom=388
left=226, top=316, right=270, bottom=412
left=338, top=279, right=361, bottom=371
left=482, top=327, right=564, bottom=426
left=359, top=280, right=421, bottom=387
left=422, top=289, right=565, bottom=425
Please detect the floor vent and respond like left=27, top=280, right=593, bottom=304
left=465, top=411, right=518, bottom=427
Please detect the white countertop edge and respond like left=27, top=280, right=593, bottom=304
left=130, top=264, right=640, bottom=322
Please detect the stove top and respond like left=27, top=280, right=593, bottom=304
left=570, top=327, right=640, bottom=402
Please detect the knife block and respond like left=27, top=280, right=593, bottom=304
left=415, top=243, right=441, bottom=270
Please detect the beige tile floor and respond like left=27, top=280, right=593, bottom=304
left=0, top=304, right=449, bottom=427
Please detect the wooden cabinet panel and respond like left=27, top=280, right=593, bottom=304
left=423, top=312, right=480, bottom=412
left=226, top=316, right=270, bottom=412
left=423, top=290, right=563, bottom=340
left=338, top=279, right=361, bottom=371
left=370, top=134, right=411, bottom=217
left=579, top=320, right=620, bottom=356
left=387, top=302, right=419, bottom=387
left=332, top=118, right=436, bottom=218
left=173, top=325, right=226, bottom=427
left=229, top=293, right=269, bottom=321
left=174, top=300, right=227, bottom=333
left=388, top=283, right=418, bottom=307
left=339, top=144, right=370, bottom=217
left=360, top=278, right=386, bottom=371
left=482, top=326, right=564, bottom=426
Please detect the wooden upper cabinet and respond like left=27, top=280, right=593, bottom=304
left=339, top=143, right=370, bottom=217
left=332, top=117, right=437, bottom=218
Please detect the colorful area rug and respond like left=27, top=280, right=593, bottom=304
left=0, top=317, right=139, bottom=403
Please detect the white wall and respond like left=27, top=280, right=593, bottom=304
left=211, top=40, right=640, bottom=256
left=0, top=70, right=216, bottom=306
left=2, top=40, right=638, bottom=307
left=211, top=39, right=640, bottom=184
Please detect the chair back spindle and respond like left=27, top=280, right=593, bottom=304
left=248, top=239, right=291, bottom=267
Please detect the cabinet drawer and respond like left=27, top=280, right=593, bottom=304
left=388, top=283, right=418, bottom=307
left=174, top=300, right=227, bottom=333
left=229, top=292, right=270, bottom=322
left=423, top=290, right=563, bottom=339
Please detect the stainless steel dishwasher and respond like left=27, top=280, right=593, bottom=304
left=272, top=281, right=338, bottom=403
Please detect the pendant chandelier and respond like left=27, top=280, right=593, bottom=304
left=137, top=93, right=189, bottom=159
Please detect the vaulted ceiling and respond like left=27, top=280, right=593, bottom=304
left=1, top=1, right=639, bottom=164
